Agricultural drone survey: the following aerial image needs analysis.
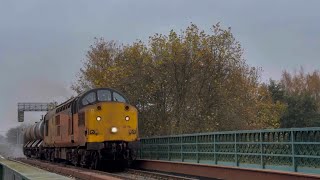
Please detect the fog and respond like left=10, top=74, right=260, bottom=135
left=0, top=138, right=24, bottom=158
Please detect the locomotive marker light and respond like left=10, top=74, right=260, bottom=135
left=125, top=116, right=130, bottom=121
left=111, top=127, right=118, bottom=133
left=96, top=116, right=102, bottom=121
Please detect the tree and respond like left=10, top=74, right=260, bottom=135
left=6, top=124, right=30, bottom=145
left=280, top=94, right=319, bottom=128
left=282, top=67, right=320, bottom=106
left=255, top=84, right=286, bottom=128
left=73, top=23, right=282, bottom=136
left=270, top=68, right=320, bottom=128
left=0, top=134, right=6, bottom=143
left=268, top=79, right=285, bottom=103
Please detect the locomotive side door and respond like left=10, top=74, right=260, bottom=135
left=71, top=99, right=77, bottom=143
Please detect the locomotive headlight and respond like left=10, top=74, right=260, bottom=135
left=125, top=116, right=130, bottom=121
left=96, top=116, right=102, bottom=121
left=111, top=127, right=118, bottom=133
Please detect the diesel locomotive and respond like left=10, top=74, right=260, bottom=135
left=23, top=88, right=138, bottom=169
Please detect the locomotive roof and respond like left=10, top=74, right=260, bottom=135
left=45, top=87, right=127, bottom=121
left=53, top=87, right=127, bottom=111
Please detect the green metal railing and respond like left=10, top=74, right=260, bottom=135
left=139, top=127, right=320, bottom=174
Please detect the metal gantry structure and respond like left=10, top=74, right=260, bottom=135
left=16, top=102, right=57, bottom=145
left=17, top=102, right=57, bottom=122
left=139, top=127, right=320, bottom=175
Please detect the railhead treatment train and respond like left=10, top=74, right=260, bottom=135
left=23, top=88, right=138, bottom=169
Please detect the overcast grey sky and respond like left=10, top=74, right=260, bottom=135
left=0, top=0, right=319, bottom=133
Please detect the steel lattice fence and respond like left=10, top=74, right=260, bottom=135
left=138, top=127, right=320, bottom=174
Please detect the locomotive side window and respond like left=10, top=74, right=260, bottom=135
left=113, top=92, right=126, bottom=103
left=97, top=90, right=112, bottom=101
left=78, top=112, right=85, bottom=126
left=55, top=115, right=60, bottom=125
left=82, top=92, right=96, bottom=105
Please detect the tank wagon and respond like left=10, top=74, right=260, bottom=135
left=23, top=88, right=138, bottom=169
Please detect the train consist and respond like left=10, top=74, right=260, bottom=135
left=23, top=88, right=138, bottom=169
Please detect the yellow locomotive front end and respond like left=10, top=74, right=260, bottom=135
left=76, top=88, right=138, bottom=168
left=84, top=102, right=138, bottom=143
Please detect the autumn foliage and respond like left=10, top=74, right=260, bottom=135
left=73, top=24, right=285, bottom=136
left=275, top=68, right=320, bottom=127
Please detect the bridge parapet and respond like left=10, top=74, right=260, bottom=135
left=0, top=158, right=71, bottom=180
left=139, top=127, right=320, bottom=174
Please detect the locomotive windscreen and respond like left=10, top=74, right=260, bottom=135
left=79, top=88, right=128, bottom=108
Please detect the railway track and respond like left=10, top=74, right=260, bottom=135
left=111, top=169, right=199, bottom=180
left=14, top=158, right=199, bottom=180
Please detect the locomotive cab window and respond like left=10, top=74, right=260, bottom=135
left=81, top=92, right=96, bottom=106
left=113, top=92, right=126, bottom=103
left=80, top=89, right=128, bottom=109
left=97, top=89, right=112, bottom=101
